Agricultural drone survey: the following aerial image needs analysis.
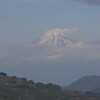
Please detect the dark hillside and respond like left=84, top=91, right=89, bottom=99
left=0, top=73, right=100, bottom=100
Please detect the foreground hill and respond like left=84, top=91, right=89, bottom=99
left=0, top=73, right=100, bottom=100
left=66, top=75, right=100, bottom=92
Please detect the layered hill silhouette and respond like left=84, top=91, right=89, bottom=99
left=66, top=75, right=100, bottom=93
left=0, top=72, right=100, bottom=100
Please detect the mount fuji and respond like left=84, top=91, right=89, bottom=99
left=33, top=29, right=76, bottom=47
left=31, top=28, right=85, bottom=61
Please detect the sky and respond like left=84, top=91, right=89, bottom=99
left=0, top=0, right=100, bottom=43
left=0, top=0, right=100, bottom=86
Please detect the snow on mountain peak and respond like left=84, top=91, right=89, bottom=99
left=33, top=28, right=78, bottom=47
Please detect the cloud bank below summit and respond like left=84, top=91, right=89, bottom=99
left=0, top=28, right=100, bottom=66
left=0, top=43, right=100, bottom=66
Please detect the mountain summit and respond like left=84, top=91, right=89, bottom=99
left=31, top=28, right=84, bottom=61
left=33, top=29, right=75, bottom=47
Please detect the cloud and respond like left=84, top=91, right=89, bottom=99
left=81, top=0, right=100, bottom=5
left=0, top=41, right=100, bottom=66
left=25, top=43, right=100, bottom=62
left=78, top=0, right=100, bottom=5
left=46, top=28, right=79, bottom=34
left=44, top=53, right=65, bottom=60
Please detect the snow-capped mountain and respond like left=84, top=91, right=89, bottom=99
left=33, top=29, right=75, bottom=47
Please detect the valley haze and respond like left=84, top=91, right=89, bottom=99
left=0, top=0, right=100, bottom=86
left=0, top=28, right=100, bottom=86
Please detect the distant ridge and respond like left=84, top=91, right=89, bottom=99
left=66, top=75, right=100, bottom=92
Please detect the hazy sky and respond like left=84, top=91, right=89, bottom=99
left=0, top=0, right=100, bottom=86
left=0, top=0, right=100, bottom=43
